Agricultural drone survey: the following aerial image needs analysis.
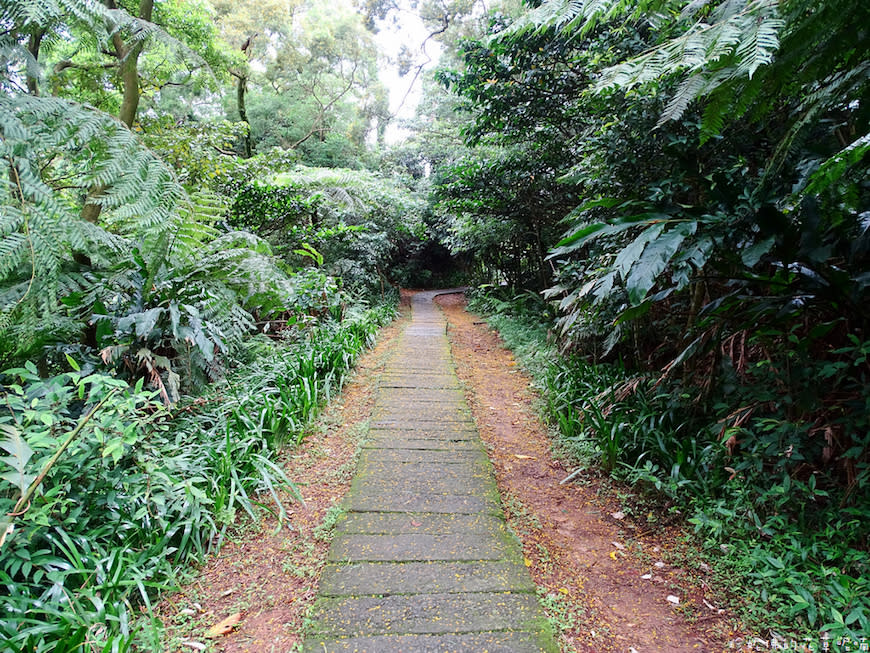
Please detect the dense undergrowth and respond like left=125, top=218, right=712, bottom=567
left=469, top=289, right=870, bottom=642
left=0, top=299, right=395, bottom=652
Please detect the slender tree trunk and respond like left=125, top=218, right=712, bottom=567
left=26, top=29, right=44, bottom=95
left=237, top=72, right=253, bottom=158
left=117, top=0, right=153, bottom=128
left=83, top=0, right=154, bottom=223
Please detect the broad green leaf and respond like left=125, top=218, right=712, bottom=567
left=615, top=223, right=665, bottom=278
left=803, top=133, right=870, bottom=196
left=102, top=438, right=125, bottom=464
left=118, top=307, right=164, bottom=338
left=741, top=236, right=775, bottom=268
left=625, top=224, right=691, bottom=305
left=553, top=212, right=671, bottom=254
left=0, top=423, right=35, bottom=495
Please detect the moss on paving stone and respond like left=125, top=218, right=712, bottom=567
left=302, top=632, right=558, bottom=653
left=336, top=512, right=507, bottom=536
left=319, top=560, right=536, bottom=596
left=306, top=592, right=546, bottom=636
left=303, top=291, right=557, bottom=652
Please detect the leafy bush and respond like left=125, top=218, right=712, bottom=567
left=238, top=166, right=428, bottom=293
left=469, top=287, right=870, bottom=640
left=230, top=183, right=319, bottom=237
left=0, top=300, right=396, bottom=651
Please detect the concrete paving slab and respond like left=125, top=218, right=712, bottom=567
left=369, top=419, right=477, bottom=431
left=366, top=426, right=478, bottom=439
left=363, top=436, right=483, bottom=450
left=375, top=388, right=467, bottom=402
left=352, top=462, right=490, bottom=484
left=306, top=592, right=549, bottom=637
left=302, top=631, right=555, bottom=653
left=342, top=491, right=500, bottom=515
left=335, top=512, right=507, bottom=536
left=359, top=448, right=487, bottom=465
left=319, top=560, right=536, bottom=596
left=355, top=461, right=489, bottom=480
left=379, top=376, right=461, bottom=389
left=327, top=532, right=517, bottom=562
left=374, top=404, right=472, bottom=422
left=349, top=474, right=496, bottom=498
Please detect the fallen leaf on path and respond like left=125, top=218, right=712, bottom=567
left=611, top=541, right=625, bottom=550
left=182, top=641, right=206, bottom=651
left=410, top=520, right=422, bottom=527
left=524, top=557, right=532, bottom=567
left=205, top=612, right=241, bottom=637
left=514, top=454, right=534, bottom=460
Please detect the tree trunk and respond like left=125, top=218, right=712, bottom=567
left=83, top=0, right=154, bottom=223
left=237, top=71, right=253, bottom=158
left=117, top=0, right=153, bottom=128
left=26, top=29, right=44, bottom=95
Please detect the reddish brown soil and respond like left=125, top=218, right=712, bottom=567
left=434, top=292, right=744, bottom=652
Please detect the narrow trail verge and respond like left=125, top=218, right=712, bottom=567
left=156, top=311, right=411, bottom=652
left=434, top=292, right=744, bottom=652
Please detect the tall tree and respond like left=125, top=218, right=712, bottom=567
left=213, top=0, right=388, bottom=165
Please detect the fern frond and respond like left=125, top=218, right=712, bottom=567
left=499, top=0, right=644, bottom=40
left=0, top=92, right=187, bottom=359
left=595, top=0, right=782, bottom=128
left=657, top=73, right=706, bottom=127
left=734, top=12, right=781, bottom=79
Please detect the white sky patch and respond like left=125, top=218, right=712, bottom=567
left=373, top=0, right=443, bottom=144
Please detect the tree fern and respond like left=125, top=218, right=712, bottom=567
left=595, top=0, right=782, bottom=114
left=501, top=0, right=652, bottom=40
left=0, top=94, right=184, bottom=353
left=0, top=100, right=181, bottom=364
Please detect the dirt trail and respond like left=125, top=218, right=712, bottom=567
left=158, top=291, right=743, bottom=652
left=434, top=292, right=741, bottom=652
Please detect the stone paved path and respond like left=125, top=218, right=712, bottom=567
left=303, top=291, right=558, bottom=652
